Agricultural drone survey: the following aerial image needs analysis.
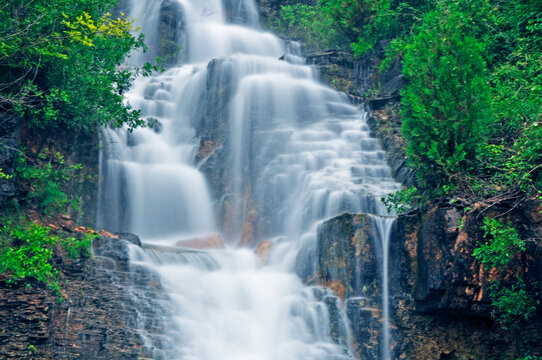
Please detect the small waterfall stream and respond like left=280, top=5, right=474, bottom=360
left=372, top=217, right=395, bottom=360
left=98, top=0, right=401, bottom=358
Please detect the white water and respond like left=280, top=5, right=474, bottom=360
left=372, top=217, right=395, bottom=360
left=99, top=0, right=400, bottom=358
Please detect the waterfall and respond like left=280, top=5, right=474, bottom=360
left=98, top=0, right=401, bottom=358
left=372, top=216, right=395, bottom=360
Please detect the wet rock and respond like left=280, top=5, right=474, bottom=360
left=193, top=57, right=236, bottom=204
left=316, top=213, right=380, bottom=299
left=146, top=117, right=163, bottom=133
left=346, top=297, right=381, bottom=360
left=393, top=204, right=542, bottom=359
left=323, top=295, right=349, bottom=348
left=315, top=212, right=405, bottom=359
left=115, top=232, right=142, bottom=247
left=159, top=0, right=186, bottom=65
left=366, top=106, right=415, bottom=187
left=306, top=51, right=361, bottom=96
left=176, top=234, right=224, bottom=249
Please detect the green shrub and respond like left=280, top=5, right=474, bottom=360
left=271, top=3, right=349, bottom=51
left=0, top=220, right=95, bottom=295
left=401, top=1, right=491, bottom=187
left=0, top=223, right=59, bottom=290
left=489, top=279, right=538, bottom=331
left=472, top=217, right=538, bottom=331
left=15, top=151, right=82, bottom=215
left=473, top=217, right=525, bottom=268
left=381, top=186, right=419, bottom=214
left=0, top=0, right=149, bottom=132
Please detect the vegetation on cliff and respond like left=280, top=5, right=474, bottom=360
left=273, top=0, right=541, bottom=340
left=0, top=0, right=151, bottom=131
left=274, top=0, right=541, bottom=201
left=0, top=0, right=150, bottom=294
left=0, top=218, right=96, bottom=296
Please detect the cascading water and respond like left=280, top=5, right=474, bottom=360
left=98, top=0, right=401, bottom=358
left=372, top=216, right=395, bottom=360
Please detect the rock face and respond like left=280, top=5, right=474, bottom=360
left=393, top=204, right=542, bottom=359
left=316, top=213, right=380, bottom=299
left=311, top=205, right=542, bottom=360
left=255, top=240, right=273, bottom=264
left=0, top=112, right=20, bottom=208
left=19, top=125, right=101, bottom=227
left=302, top=213, right=404, bottom=360
left=306, top=51, right=363, bottom=96
left=159, top=0, right=186, bottom=65
left=0, top=234, right=177, bottom=359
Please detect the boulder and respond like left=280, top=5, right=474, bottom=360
left=316, top=213, right=380, bottom=299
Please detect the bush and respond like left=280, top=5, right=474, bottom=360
left=473, top=217, right=525, bottom=268
left=15, top=151, right=83, bottom=215
left=401, top=1, right=491, bottom=188
left=488, top=279, right=538, bottom=331
left=271, top=3, right=349, bottom=51
left=0, top=0, right=149, bottom=132
left=0, top=220, right=95, bottom=295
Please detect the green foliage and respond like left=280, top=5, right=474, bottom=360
left=488, top=279, right=538, bottom=331
left=0, top=222, right=59, bottom=291
left=15, top=152, right=83, bottom=215
left=476, top=0, right=542, bottom=197
left=401, top=1, right=491, bottom=187
left=473, top=218, right=537, bottom=331
left=62, top=233, right=93, bottom=260
left=274, top=0, right=541, bottom=202
left=0, top=0, right=149, bottom=132
left=272, top=3, right=349, bottom=51
left=273, top=0, right=432, bottom=56
left=473, top=217, right=525, bottom=269
left=0, top=219, right=95, bottom=295
left=0, top=168, right=13, bottom=180
left=381, top=186, right=419, bottom=214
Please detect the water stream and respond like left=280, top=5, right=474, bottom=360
left=98, top=0, right=400, bottom=358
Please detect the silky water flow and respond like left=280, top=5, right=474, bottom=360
left=98, top=0, right=400, bottom=359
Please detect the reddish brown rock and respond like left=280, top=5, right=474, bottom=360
left=175, top=234, right=224, bottom=249
left=255, top=240, right=273, bottom=264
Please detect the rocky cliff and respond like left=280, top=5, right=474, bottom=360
left=305, top=204, right=542, bottom=360
left=0, top=233, right=177, bottom=360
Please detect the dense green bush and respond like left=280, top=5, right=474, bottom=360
left=401, top=1, right=491, bottom=188
left=271, top=3, right=348, bottom=51
left=488, top=279, right=538, bottom=331
left=0, top=0, right=150, bottom=132
left=474, top=217, right=525, bottom=268
left=473, top=217, right=539, bottom=331
left=272, top=0, right=432, bottom=56
left=0, top=220, right=95, bottom=295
